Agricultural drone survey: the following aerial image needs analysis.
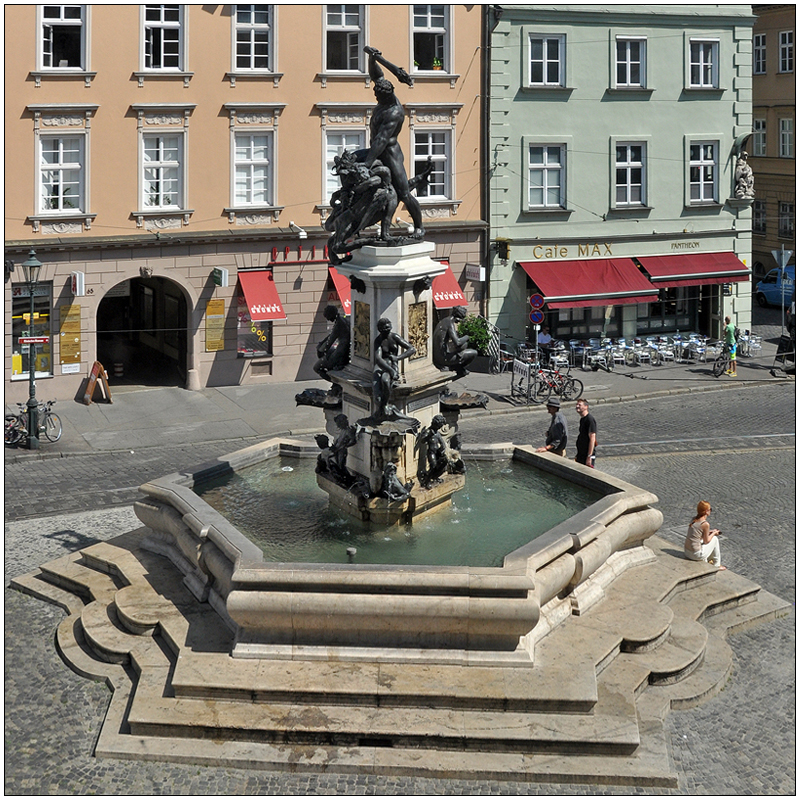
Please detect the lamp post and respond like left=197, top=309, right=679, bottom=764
left=20, top=248, right=42, bottom=450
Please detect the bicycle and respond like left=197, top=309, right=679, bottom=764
left=530, top=365, right=584, bottom=403
left=712, top=344, right=734, bottom=378
left=4, top=399, right=62, bottom=445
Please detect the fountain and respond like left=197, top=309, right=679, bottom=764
left=10, top=44, right=787, bottom=785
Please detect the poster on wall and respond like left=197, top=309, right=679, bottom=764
left=205, top=299, right=226, bottom=352
left=59, top=304, right=82, bottom=368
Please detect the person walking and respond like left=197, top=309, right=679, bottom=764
left=574, top=398, right=597, bottom=468
left=536, top=397, right=568, bottom=456
left=683, top=501, right=725, bottom=569
left=723, top=315, right=737, bottom=376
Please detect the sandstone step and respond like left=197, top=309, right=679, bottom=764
left=80, top=599, right=143, bottom=665
left=9, top=570, right=84, bottom=616
left=168, top=651, right=598, bottom=713
left=126, top=676, right=641, bottom=755
left=38, top=552, right=120, bottom=604
left=667, top=570, right=760, bottom=627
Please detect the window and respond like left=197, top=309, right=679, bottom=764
left=412, top=5, right=448, bottom=72
left=143, top=4, right=183, bottom=70
left=753, top=33, right=766, bottom=75
left=528, top=145, right=564, bottom=208
left=689, top=142, right=717, bottom=203
left=529, top=35, right=565, bottom=86
left=753, top=200, right=767, bottom=235
left=234, top=5, right=272, bottom=71
left=615, top=143, right=645, bottom=206
left=689, top=40, right=718, bottom=88
left=39, top=136, right=84, bottom=213
left=41, top=5, right=85, bottom=69
left=616, top=38, right=645, bottom=87
left=753, top=118, right=767, bottom=157
left=325, top=130, right=366, bottom=202
left=234, top=133, right=272, bottom=206
left=779, top=31, right=794, bottom=73
left=325, top=5, right=363, bottom=71
left=142, top=134, right=182, bottom=209
left=414, top=131, right=450, bottom=199
left=780, top=118, right=794, bottom=157
left=11, top=283, right=52, bottom=379
left=779, top=202, right=795, bottom=239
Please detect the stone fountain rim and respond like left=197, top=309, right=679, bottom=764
left=137, top=437, right=659, bottom=579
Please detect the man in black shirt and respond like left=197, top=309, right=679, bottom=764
left=574, top=398, right=597, bottom=468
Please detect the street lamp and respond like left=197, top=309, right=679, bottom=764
left=20, top=248, right=42, bottom=450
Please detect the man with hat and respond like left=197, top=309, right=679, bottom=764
left=536, top=397, right=568, bottom=457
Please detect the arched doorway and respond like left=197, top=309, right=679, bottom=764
left=96, top=275, right=188, bottom=387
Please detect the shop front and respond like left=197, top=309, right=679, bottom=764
left=518, top=251, right=750, bottom=343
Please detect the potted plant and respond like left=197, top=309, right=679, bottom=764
left=432, top=57, right=443, bottom=71
left=457, top=314, right=494, bottom=372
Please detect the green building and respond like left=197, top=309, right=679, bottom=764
left=487, top=4, right=756, bottom=345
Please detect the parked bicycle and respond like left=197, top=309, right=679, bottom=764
left=5, top=399, right=62, bottom=445
left=530, top=365, right=584, bottom=404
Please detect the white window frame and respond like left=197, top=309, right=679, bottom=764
left=38, top=133, right=86, bottom=215
left=753, top=33, right=766, bottom=75
left=615, top=37, right=646, bottom=88
left=688, top=39, right=719, bottom=89
left=38, top=5, right=88, bottom=70
left=323, top=5, right=365, bottom=73
left=324, top=129, right=367, bottom=203
left=753, top=118, right=767, bottom=157
left=141, top=132, right=185, bottom=210
left=779, top=30, right=794, bottom=73
left=528, top=33, right=565, bottom=87
left=527, top=143, right=565, bottom=209
left=780, top=118, right=794, bottom=158
left=614, top=142, right=646, bottom=207
left=779, top=202, right=794, bottom=239
left=688, top=140, right=718, bottom=204
left=411, top=4, right=451, bottom=74
left=141, top=4, right=185, bottom=72
left=232, top=131, right=274, bottom=207
left=232, top=5, right=273, bottom=72
left=753, top=199, right=767, bottom=235
left=413, top=129, right=451, bottom=201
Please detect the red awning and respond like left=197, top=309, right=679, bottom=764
left=636, top=252, right=751, bottom=288
left=328, top=266, right=351, bottom=315
left=432, top=265, right=467, bottom=308
left=238, top=270, right=286, bottom=321
left=519, top=259, right=659, bottom=309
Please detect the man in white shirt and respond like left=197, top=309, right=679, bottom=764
left=537, top=326, right=553, bottom=346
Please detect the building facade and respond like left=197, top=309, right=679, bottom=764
left=4, top=4, right=485, bottom=402
left=487, top=4, right=755, bottom=346
left=751, top=4, right=795, bottom=280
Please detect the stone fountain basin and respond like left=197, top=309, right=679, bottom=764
left=134, top=438, right=663, bottom=667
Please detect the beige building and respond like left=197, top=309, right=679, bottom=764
left=751, top=4, right=795, bottom=279
left=4, top=4, right=485, bottom=401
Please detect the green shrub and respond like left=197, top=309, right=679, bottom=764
left=457, top=314, right=492, bottom=356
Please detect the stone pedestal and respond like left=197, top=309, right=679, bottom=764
left=322, top=241, right=465, bottom=524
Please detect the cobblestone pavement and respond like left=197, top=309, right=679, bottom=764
left=4, top=381, right=795, bottom=795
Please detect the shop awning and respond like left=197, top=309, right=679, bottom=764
left=432, top=264, right=468, bottom=309
left=519, top=259, right=659, bottom=309
left=327, top=266, right=351, bottom=315
left=238, top=270, right=286, bottom=321
left=636, top=252, right=751, bottom=288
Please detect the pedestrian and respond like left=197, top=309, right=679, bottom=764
left=536, top=397, right=568, bottom=456
left=574, top=398, right=597, bottom=468
left=723, top=315, right=737, bottom=376
left=683, top=500, right=725, bottom=569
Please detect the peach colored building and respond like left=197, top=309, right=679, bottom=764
left=4, top=4, right=485, bottom=401
left=751, top=4, right=795, bottom=279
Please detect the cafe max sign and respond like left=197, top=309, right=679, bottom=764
left=529, top=240, right=703, bottom=259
